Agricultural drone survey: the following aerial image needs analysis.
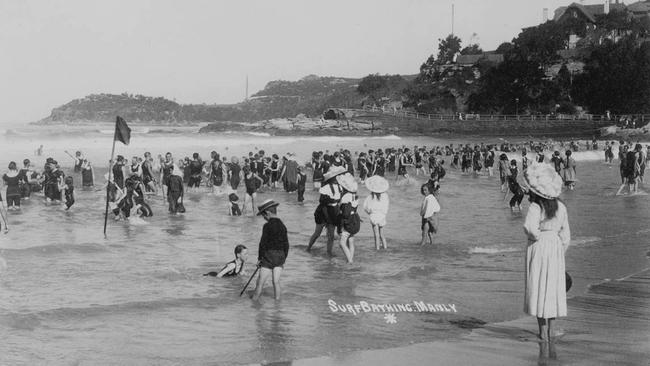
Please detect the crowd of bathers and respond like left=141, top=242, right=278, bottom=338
left=2, top=138, right=648, bottom=229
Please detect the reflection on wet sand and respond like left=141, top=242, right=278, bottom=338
left=537, top=341, right=558, bottom=366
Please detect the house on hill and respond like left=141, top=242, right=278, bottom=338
left=554, top=1, right=633, bottom=48
left=554, top=1, right=627, bottom=23
left=627, top=0, right=650, bottom=18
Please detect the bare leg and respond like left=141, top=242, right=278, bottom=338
left=547, top=318, right=555, bottom=340
left=537, top=317, right=548, bottom=341
left=420, top=221, right=429, bottom=246
left=379, top=226, right=388, bottom=249
left=339, top=231, right=353, bottom=263
left=326, top=224, right=335, bottom=256
left=271, top=267, right=283, bottom=300
left=252, top=267, right=271, bottom=301
left=307, top=224, right=325, bottom=251
left=372, top=225, right=380, bottom=250
left=349, top=236, right=355, bottom=260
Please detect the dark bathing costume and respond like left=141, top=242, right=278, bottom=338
left=229, top=163, right=241, bottom=190
left=2, top=173, right=21, bottom=207
left=258, top=217, right=289, bottom=269
left=314, top=181, right=340, bottom=225
left=204, top=259, right=244, bottom=277
left=188, top=159, right=204, bottom=188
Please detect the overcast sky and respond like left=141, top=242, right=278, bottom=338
left=0, top=0, right=574, bottom=125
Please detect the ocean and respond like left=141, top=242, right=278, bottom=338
left=0, top=125, right=648, bottom=365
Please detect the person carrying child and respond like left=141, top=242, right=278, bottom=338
left=204, top=245, right=248, bottom=277
left=420, top=184, right=440, bottom=245
left=336, top=173, right=361, bottom=263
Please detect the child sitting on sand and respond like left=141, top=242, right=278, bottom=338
left=203, top=244, right=248, bottom=277
left=420, top=184, right=440, bottom=245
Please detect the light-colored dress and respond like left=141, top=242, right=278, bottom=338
left=563, top=157, right=576, bottom=183
left=363, top=193, right=389, bottom=227
left=523, top=201, right=570, bottom=318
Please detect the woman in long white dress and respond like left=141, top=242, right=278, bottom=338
left=522, top=163, right=571, bottom=341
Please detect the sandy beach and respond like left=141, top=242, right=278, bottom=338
left=263, top=269, right=650, bottom=366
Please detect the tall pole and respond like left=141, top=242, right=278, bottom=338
left=451, top=4, right=455, bottom=36
left=103, top=128, right=118, bottom=236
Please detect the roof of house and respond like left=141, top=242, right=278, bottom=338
left=628, top=0, right=650, bottom=13
left=554, top=2, right=629, bottom=23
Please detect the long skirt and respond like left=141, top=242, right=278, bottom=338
left=524, top=232, right=567, bottom=318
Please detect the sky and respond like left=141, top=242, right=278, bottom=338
left=0, top=0, right=577, bottom=125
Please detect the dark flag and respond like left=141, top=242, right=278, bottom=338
left=115, top=116, right=131, bottom=145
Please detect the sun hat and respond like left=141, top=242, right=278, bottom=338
left=365, top=175, right=389, bottom=193
left=522, top=163, right=563, bottom=199
left=228, top=193, right=239, bottom=202
left=322, top=165, right=347, bottom=181
left=336, top=173, right=358, bottom=193
left=256, top=199, right=280, bottom=216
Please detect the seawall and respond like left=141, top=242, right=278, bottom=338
left=354, top=112, right=613, bottom=137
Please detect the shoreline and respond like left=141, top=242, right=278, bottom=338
left=23, top=117, right=636, bottom=139
left=251, top=267, right=650, bottom=366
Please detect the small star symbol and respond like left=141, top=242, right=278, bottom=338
left=384, top=313, right=397, bottom=324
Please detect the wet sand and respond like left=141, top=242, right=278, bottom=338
left=257, top=269, right=650, bottom=366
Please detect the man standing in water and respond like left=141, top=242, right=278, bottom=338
left=252, top=200, right=289, bottom=301
left=142, top=152, right=157, bottom=195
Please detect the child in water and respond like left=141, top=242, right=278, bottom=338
left=505, top=175, right=525, bottom=211
left=228, top=193, right=242, bottom=216
left=420, top=184, right=440, bottom=245
left=203, top=245, right=248, bottom=277
left=60, top=176, right=75, bottom=210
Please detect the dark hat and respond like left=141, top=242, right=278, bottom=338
left=256, top=199, right=279, bottom=216
left=228, top=193, right=239, bottom=202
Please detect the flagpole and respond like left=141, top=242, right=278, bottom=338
left=103, top=121, right=118, bottom=236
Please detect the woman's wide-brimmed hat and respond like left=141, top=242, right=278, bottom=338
left=256, top=199, right=280, bottom=216
left=365, top=175, right=389, bottom=193
left=322, top=166, right=347, bottom=181
left=522, top=163, right=563, bottom=199
left=336, top=173, right=358, bottom=193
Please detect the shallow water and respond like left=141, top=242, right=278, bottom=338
left=0, top=129, right=648, bottom=365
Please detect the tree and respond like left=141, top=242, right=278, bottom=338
left=572, top=39, right=650, bottom=114
left=437, top=34, right=462, bottom=64
left=460, top=44, right=483, bottom=55
left=495, top=42, right=514, bottom=54
left=357, top=74, right=407, bottom=106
